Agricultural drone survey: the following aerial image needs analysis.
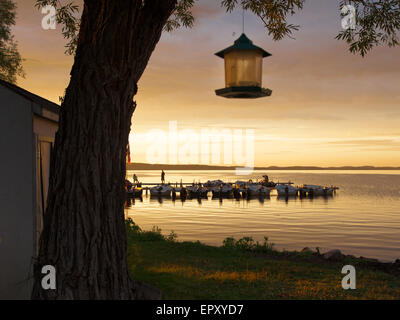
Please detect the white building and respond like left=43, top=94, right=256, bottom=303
left=0, top=79, right=59, bottom=299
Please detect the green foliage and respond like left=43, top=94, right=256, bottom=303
left=0, top=0, right=24, bottom=83
left=34, top=0, right=400, bottom=56
left=35, top=0, right=80, bottom=55
left=128, top=223, right=400, bottom=299
left=125, top=218, right=178, bottom=242
left=166, top=230, right=178, bottom=242
left=222, top=235, right=275, bottom=252
left=126, top=217, right=142, bottom=234
left=35, top=0, right=400, bottom=55
left=164, top=0, right=196, bottom=32
left=337, top=0, right=400, bottom=56
left=222, top=0, right=304, bottom=40
left=58, top=88, right=66, bottom=104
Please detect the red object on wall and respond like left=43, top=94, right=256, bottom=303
left=126, top=143, right=131, bottom=164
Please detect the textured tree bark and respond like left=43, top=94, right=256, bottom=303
left=32, top=0, right=177, bottom=299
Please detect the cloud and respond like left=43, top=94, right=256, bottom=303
left=191, top=1, right=223, bottom=20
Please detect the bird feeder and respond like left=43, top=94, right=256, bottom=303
left=215, top=33, right=272, bottom=99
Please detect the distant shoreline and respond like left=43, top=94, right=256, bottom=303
left=127, top=163, right=400, bottom=171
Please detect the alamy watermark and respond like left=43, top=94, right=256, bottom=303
left=341, top=4, right=356, bottom=30
left=41, top=265, right=56, bottom=290
left=41, top=4, right=357, bottom=32
left=41, top=5, right=57, bottom=30
left=144, top=121, right=255, bottom=175
left=341, top=265, right=356, bottom=290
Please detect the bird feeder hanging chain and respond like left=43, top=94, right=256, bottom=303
left=242, top=6, right=245, bottom=34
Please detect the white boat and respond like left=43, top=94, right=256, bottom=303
left=276, top=184, right=298, bottom=196
left=204, top=180, right=223, bottom=191
left=234, top=181, right=248, bottom=191
left=235, top=180, right=247, bottom=187
left=212, top=184, right=233, bottom=197
left=186, top=184, right=208, bottom=197
left=303, top=184, right=334, bottom=196
left=247, top=183, right=271, bottom=196
left=150, top=185, right=173, bottom=197
left=126, top=187, right=143, bottom=197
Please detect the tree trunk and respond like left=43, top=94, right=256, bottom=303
left=32, top=0, right=177, bottom=300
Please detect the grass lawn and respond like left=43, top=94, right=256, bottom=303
left=126, top=219, right=400, bottom=299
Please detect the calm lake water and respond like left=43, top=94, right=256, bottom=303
left=125, top=170, right=400, bottom=262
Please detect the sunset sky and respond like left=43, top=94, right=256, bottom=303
left=11, top=0, right=400, bottom=167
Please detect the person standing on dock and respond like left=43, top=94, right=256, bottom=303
left=161, top=170, right=165, bottom=184
left=133, top=173, right=139, bottom=184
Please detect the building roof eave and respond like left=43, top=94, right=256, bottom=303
left=0, top=79, right=60, bottom=119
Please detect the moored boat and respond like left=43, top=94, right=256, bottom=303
left=127, top=187, right=143, bottom=197
left=212, top=183, right=233, bottom=197
left=187, top=184, right=208, bottom=198
left=204, top=180, right=223, bottom=192
left=246, top=183, right=271, bottom=197
left=150, top=185, right=173, bottom=197
left=276, top=184, right=298, bottom=196
left=303, top=184, right=334, bottom=196
left=261, top=175, right=277, bottom=188
left=125, top=179, right=143, bottom=197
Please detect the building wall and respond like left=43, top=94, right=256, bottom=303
left=33, top=116, right=57, bottom=257
left=34, top=116, right=58, bottom=138
left=0, top=86, right=35, bottom=299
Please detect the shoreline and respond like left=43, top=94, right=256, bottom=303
left=126, top=219, right=400, bottom=299
left=127, top=219, right=400, bottom=275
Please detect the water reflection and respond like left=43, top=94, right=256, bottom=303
left=126, top=193, right=282, bottom=207
left=245, top=195, right=270, bottom=204
left=125, top=192, right=338, bottom=213
left=125, top=196, right=143, bottom=208
left=125, top=189, right=336, bottom=208
left=149, top=195, right=172, bottom=204
left=126, top=190, right=335, bottom=207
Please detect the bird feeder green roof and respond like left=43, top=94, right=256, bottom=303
left=215, top=33, right=271, bottom=59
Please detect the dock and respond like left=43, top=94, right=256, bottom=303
left=126, top=179, right=339, bottom=199
left=131, top=181, right=295, bottom=187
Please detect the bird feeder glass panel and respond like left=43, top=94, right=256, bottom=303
left=224, top=50, right=263, bottom=88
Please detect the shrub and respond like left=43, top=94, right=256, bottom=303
left=166, top=230, right=178, bottom=242
left=126, top=218, right=141, bottom=234
left=222, top=237, right=236, bottom=248
left=222, top=236, right=274, bottom=252
left=125, top=218, right=177, bottom=242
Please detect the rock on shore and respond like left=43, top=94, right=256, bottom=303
left=322, top=249, right=343, bottom=261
